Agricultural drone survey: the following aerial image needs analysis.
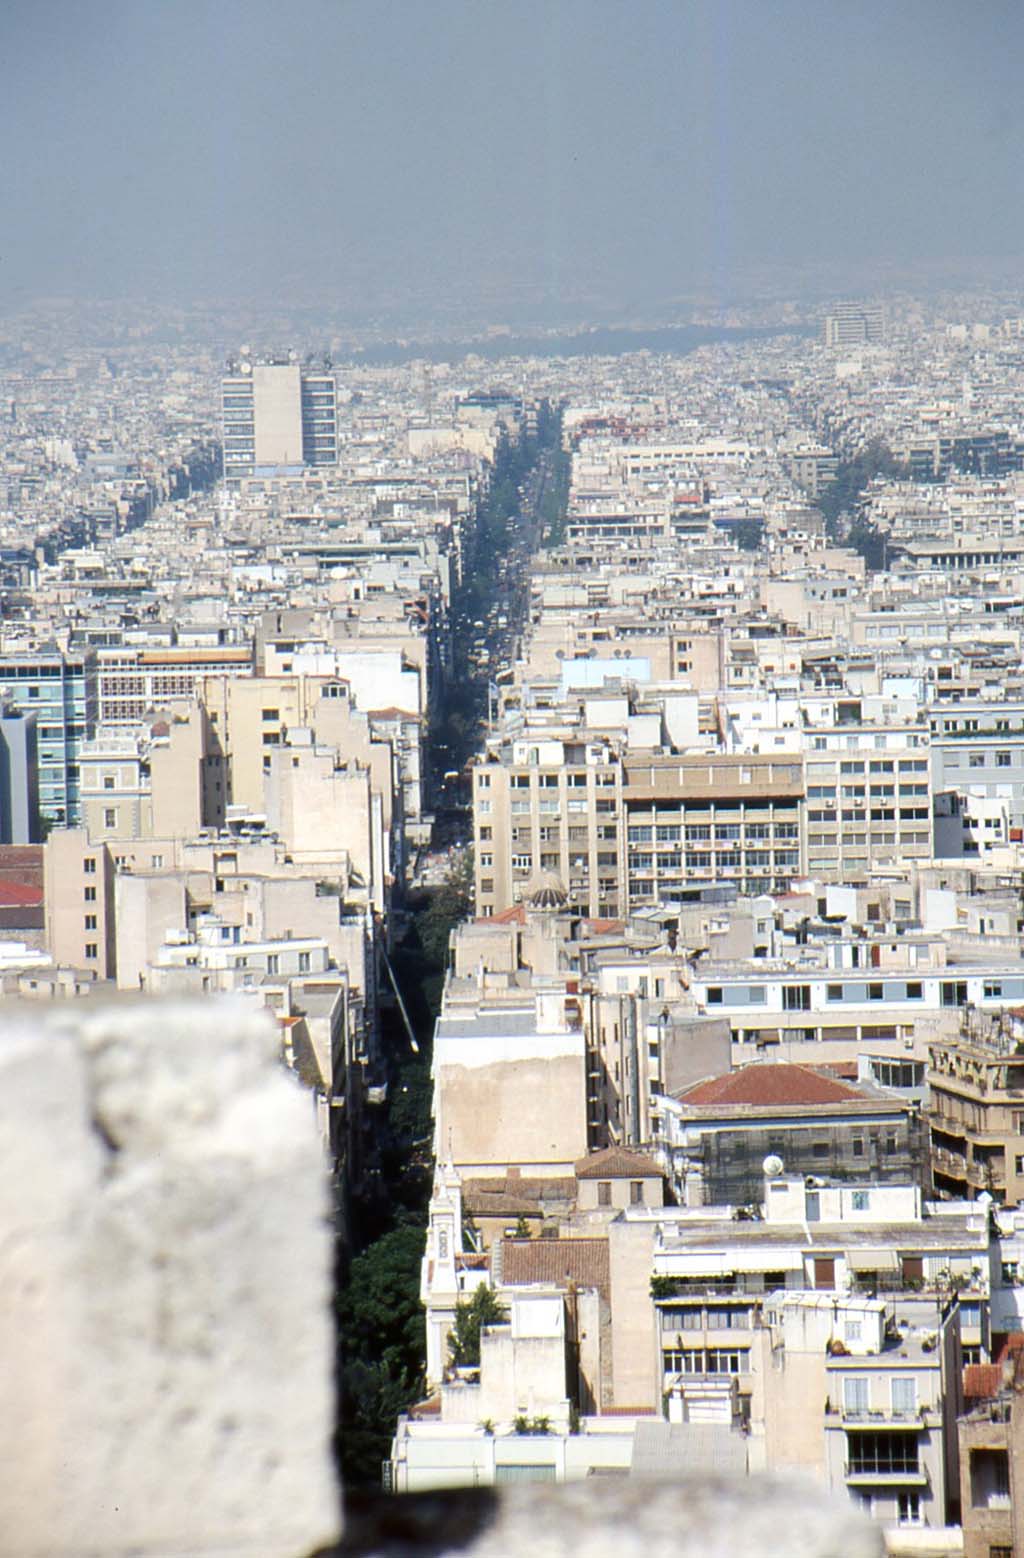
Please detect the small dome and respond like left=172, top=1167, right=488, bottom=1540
left=527, top=873, right=568, bottom=910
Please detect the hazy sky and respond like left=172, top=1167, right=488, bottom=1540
left=2, top=0, right=1023, bottom=319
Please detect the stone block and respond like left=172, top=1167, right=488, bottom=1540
left=0, top=995, right=340, bottom=1557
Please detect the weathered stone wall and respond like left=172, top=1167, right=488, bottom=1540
left=0, top=995, right=340, bottom=1557
left=334, top=1475, right=883, bottom=1558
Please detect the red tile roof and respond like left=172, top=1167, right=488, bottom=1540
left=963, top=1363, right=1002, bottom=1402
left=502, top=1237, right=610, bottom=1296
left=575, top=1146, right=664, bottom=1180
left=463, top=1176, right=576, bottom=1217
left=677, top=1063, right=870, bottom=1108
left=476, top=904, right=526, bottom=925
left=0, top=880, right=43, bottom=908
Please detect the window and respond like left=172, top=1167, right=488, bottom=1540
left=266, top=954, right=279, bottom=975
left=891, top=1377, right=916, bottom=1414
left=103, top=809, right=116, bottom=828
left=897, top=1493, right=921, bottom=1527
left=852, top=1191, right=870, bottom=1211
left=661, top=1308, right=703, bottom=1333
left=843, top=1376, right=869, bottom=1413
left=84, top=914, right=97, bottom=931
left=85, top=943, right=97, bottom=960
left=261, top=708, right=279, bottom=721
left=298, top=951, right=311, bottom=974
left=941, top=981, right=968, bottom=1008
left=662, top=1347, right=704, bottom=1375
left=907, top=982, right=923, bottom=999
left=597, top=1181, right=612, bottom=1206
left=103, top=776, right=115, bottom=790
left=971, top=1448, right=1010, bottom=1510
left=848, top=1430, right=919, bottom=1476
left=84, top=858, right=96, bottom=874
left=868, top=983, right=883, bottom=1001
left=827, top=984, right=843, bottom=1002
left=845, top=1319, right=862, bottom=1342
left=84, top=886, right=96, bottom=902
left=630, top=1180, right=645, bottom=1205
left=997, top=752, right=1012, bottom=767
left=706, top=1348, right=746, bottom=1374
left=707, top=986, right=723, bottom=1005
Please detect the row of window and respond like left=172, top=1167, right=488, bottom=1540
left=662, top=1347, right=749, bottom=1375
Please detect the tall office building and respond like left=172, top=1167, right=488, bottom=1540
left=0, top=702, right=39, bottom=843
left=823, top=303, right=885, bottom=349
left=0, top=647, right=97, bottom=826
left=221, top=358, right=338, bottom=479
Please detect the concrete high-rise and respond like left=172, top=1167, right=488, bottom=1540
left=822, top=303, right=885, bottom=349
left=221, top=357, right=338, bottom=479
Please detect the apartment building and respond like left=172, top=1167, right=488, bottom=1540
left=689, top=959, right=1024, bottom=1060
left=78, top=705, right=224, bottom=843
left=823, top=303, right=885, bottom=349
left=801, top=713, right=932, bottom=880
left=43, top=828, right=117, bottom=980
left=473, top=740, right=805, bottom=920
left=929, top=1013, right=1024, bottom=1204
left=221, top=358, right=338, bottom=480
left=931, top=697, right=1024, bottom=839
left=958, top=1376, right=1024, bottom=1558
left=661, top=1062, right=927, bottom=1206
left=95, top=642, right=253, bottom=727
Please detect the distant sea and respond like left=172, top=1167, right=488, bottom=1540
left=343, top=321, right=814, bottom=367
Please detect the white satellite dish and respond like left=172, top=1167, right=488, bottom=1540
left=763, top=1154, right=784, bottom=1177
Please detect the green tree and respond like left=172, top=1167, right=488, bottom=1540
left=418, top=851, right=473, bottom=967
left=447, top=1285, right=507, bottom=1369
left=733, top=518, right=765, bottom=552
left=336, top=1224, right=427, bottom=1485
left=816, top=438, right=908, bottom=535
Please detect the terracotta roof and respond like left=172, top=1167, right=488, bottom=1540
left=584, top=918, right=626, bottom=935
left=476, top=904, right=525, bottom=925
left=502, top=1237, right=609, bottom=1296
left=463, top=1175, right=576, bottom=1217
left=677, top=1063, right=871, bottom=1109
left=0, top=881, right=43, bottom=908
left=575, top=1146, right=664, bottom=1180
left=963, top=1363, right=1001, bottom=1402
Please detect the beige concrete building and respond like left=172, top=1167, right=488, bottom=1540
left=474, top=740, right=806, bottom=920
left=930, top=1015, right=1024, bottom=1204
left=43, top=829, right=116, bottom=980
left=79, top=704, right=224, bottom=843
left=959, top=1382, right=1024, bottom=1558
left=432, top=982, right=588, bottom=1178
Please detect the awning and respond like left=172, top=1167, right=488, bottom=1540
left=846, top=1249, right=900, bottom=1273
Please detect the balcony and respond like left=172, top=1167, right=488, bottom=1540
left=840, top=1411, right=931, bottom=1428
left=845, top=1428, right=927, bottom=1486
left=845, top=1462, right=926, bottom=1486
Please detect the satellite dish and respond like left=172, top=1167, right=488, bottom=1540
left=763, top=1154, right=784, bottom=1177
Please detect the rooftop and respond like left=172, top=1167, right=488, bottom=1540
left=676, top=1064, right=873, bottom=1109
